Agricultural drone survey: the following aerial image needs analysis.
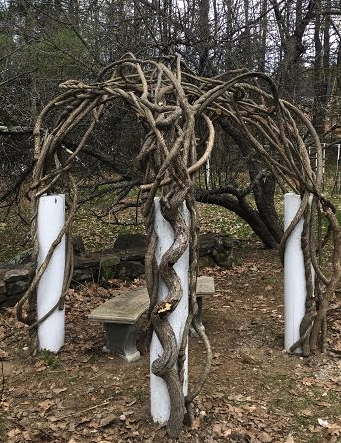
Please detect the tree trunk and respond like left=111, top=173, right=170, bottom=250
left=215, top=117, right=283, bottom=247
left=272, top=0, right=318, bottom=98
left=312, top=1, right=331, bottom=137
left=195, top=191, right=279, bottom=249
left=258, top=0, right=268, bottom=72
left=197, top=0, right=211, bottom=75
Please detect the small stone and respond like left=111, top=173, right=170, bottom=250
left=258, top=432, right=272, bottom=442
left=4, top=265, right=32, bottom=282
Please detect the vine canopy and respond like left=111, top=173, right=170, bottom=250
left=17, top=53, right=341, bottom=438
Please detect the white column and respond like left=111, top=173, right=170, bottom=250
left=337, top=145, right=341, bottom=192
left=150, top=197, right=189, bottom=425
left=37, top=194, right=66, bottom=353
left=205, top=158, right=211, bottom=190
left=284, top=193, right=306, bottom=354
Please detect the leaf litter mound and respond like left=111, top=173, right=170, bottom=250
left=1, top=241, right=341, bottom=443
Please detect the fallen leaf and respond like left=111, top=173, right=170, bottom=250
left=327, top=423, right=341, bottom=436
left=38, top=399, right=55, bottom=416
left=316, top=401, right=331, bottom=407
left=191, top=416, right=201, bottom=430
left=257, top=431, right=272, bottom=442
left=99, top=414, right=116, bottom=427
left=318, top=418, right=329, bottom=427
left=213, top=422, right=223, bottom=434
left=7, top=428, right=21, bottom=438
left=53, top=387, right=67, bottom=394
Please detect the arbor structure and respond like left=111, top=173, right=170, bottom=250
left=17, top=54, right=341, bottom=438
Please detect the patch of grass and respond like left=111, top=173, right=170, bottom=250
left=260, top=274, right=278, bottom=284
left=41, top=350, right=60, bottom=369
left=0, top=210, right=30, bottom=262
left=2, top=169, right=341, bottom=263
left=133, top=388, right=146, bottom=402
left=0, top=417, right=9, bottom=442
left=197, top=202, right=253, bottom=239
left=69, top=374, right=79, bottom=382
left=86, top=353, right=97, bottom=364
left=264, top=372, right=340, bottom=443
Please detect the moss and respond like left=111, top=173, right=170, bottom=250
left=99, top=256, right=121, bottom=283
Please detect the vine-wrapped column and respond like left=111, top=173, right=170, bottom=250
left=284, top=193, right=306, bottom=354
left=150, top=197, right=190, bottom=438
left=37, top=194, right=66, bottom=352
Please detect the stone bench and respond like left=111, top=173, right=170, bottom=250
left=88, top=276, right=215, bottom=362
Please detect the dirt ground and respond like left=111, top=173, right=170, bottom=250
left=1, top=241, right=341, bottom=443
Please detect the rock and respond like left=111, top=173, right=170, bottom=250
left=73, top=236, right=86, bottom=254
left=0, top=264, right=33, bottom=308
left=4, top=265, right=32, bottom=283
left=6, top=279, right=30, bottom=295
left=73, top=254, right=101, bottom=270
left=212, top=249, right=234, bottom=268
left=0, top=293, right=23, bottom=308
left=257, top=432, right=272, bottom=442
left=72, top=268, right=94, bottom=284
left=221, top=230, right=234, bottom=248
left=198, top=233, right=217, bottom=256
left=109, top=246, right=145, bottom=262
left=114, top=233, right=146, bottom=250
left=7, top=250, right=33, bottom=265
left=200, top=233, right=234, bottom=269
left=99, top=256, right=121, bottom=281
left=118, top=261, right=145, bottom=279
left=0, top=232, right=234, bottom=307
left=198, top=256, right=217, bottom=269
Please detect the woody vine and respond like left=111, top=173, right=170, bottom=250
left=17, top=54, right=341, bottom=439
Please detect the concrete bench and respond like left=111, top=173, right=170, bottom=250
left=88, top=276, right=214, bottom=362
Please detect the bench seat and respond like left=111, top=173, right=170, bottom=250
left=89, top=276, right=214, bottom=362
left=88, top=287, right=149, bottom=325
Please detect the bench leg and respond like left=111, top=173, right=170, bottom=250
left=102, top=322, right=140, bottom=362
left=190, top=297, right=205, bottom=337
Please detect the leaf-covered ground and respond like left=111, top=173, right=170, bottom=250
left=1, top=241, right=341, bottom=443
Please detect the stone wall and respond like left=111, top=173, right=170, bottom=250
left=0, top=232, right=234, bottom=308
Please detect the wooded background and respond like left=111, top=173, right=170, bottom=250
left=1, top=0, right=341, bottom=248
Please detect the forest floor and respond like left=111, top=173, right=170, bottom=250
left=1, top=240, right=341, bottom=443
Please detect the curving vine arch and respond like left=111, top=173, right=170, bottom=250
left=17, top=54, right=341, bottom=439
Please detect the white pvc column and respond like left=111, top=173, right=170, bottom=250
left=37, top=194, right=66, bottom=353
left=205, top=157, right=211, bottom=190
left=337, top=145, right=341, bottom=192
left=150, top=197, right=189, bottom=425
left=284, top=193, right=306, bottom=354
